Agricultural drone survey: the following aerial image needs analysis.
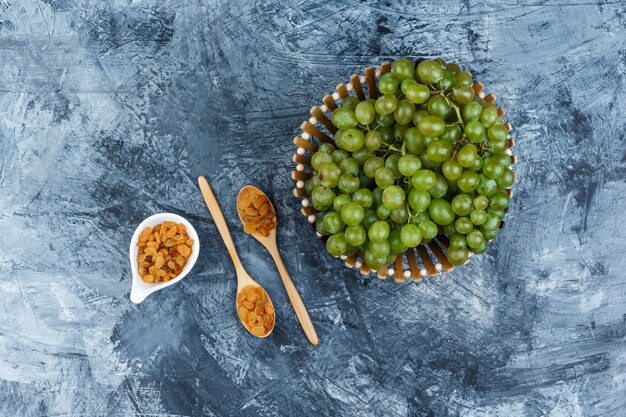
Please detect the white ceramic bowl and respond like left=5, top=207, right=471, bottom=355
left=129, top=213, right=200, bottom=303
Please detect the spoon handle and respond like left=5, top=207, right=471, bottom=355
left=197, top=176, right=244, bottom=273
left=267, top=245, right=319, bottom=346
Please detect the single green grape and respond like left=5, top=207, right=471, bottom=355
left=470, top=209, right=486, bottom=225
left=418, top=115, right=446, bottom=137
left=466, top=229, right=485, bottom=249
left=462, top=101, right=482, bottom=121
left=457, top=170, right=480, bottom=193
left=452, top=85, right=475, bottom=104
left=318, top=163, right=341, bottom=188
left=447, top=62, right=461, bottom=73
left=331, top=107, right=358, bottom=129
left=428, top=173, right=449, bottom=199
left=358, top=172, right=372, bottom=188
left=385, top=154, right=402, bottom=178
left=481, top=227, right=498, bottom=241
left=376, top=205, right=390, bottom=219
left=344, top=225, right=366, bottom=246
left=376, top=112, right=395, bottom=127
left=408, top=189, right=431, bottom=211
left=427, top=96, right=450, bottom=118
left=455, top=71, right=473, bottom=87
left=388, top=229, right=408, bottom=254
left=491, top=152, right=512, bottom=168
left=480, top=106, right=499, bottom=127
left=449, top=234, right=467, bottom=250
left=419, top=219, right=438, bottom=239
left=405, top=83, right=430, bottom=104
left=311, top=186, right=335, bottom=211
left=474, top=195, right=489, bottom=210
left=400, top=223, right=422, bottom=247
left=392, top=58, right=415, bottom=81
left=364, top=131, right=383, bottom=151
left=456, top=144, right=478, bottom=167
left=379, top=126, right=394, bottom=144
left=315, top=216, right=329, bottom=236
left=497, top=168, right=515, bottom=188
left=469, top=157, right=483, bottom=171
left=311, top=151, right=333, bottom=170
left=411, top=169, right=437, bottom=190
left=355, top=101, right=376, bottom=125
left=336, top=128, right=365, bottom=152
left=472, top=240, right=488, bottom=254
left=451, top=193, right=473, bottom=216
left=378, top=72, right=399, bottom=95
left=482, top=213, right=501, bottom=231
left=368, top=220, right=390, bottom=243
left=489, top=191, right=510, bottom=209
left=364, top=156, right=385, bottom=178
left=352, top=188, right=374, bottom=208
left=482, top=158, right=505, bottom=180
left=372, top=187, right=384, bottom=206
left=412, top=109, right=430, bottom=125
left=404, top=127, right=426, bottom=155
left=326, top=233, right=348, bottom=256
left=374, top=167, right=395, bottom=188
left=442, top=158, right=463, bottom=180
left=323, top=212, right=344, bottom=234
left=390, top=205, right=409, bottom=223
left=455, top=217, right=473, bottom=234
left=426, top=140, right=453, bottom=162
left=369, top=240, right=390, bottom=259
left=398, top=154, right=422, bottom=176
left=333, top=193, right=352, bottom=212
left=394, top=99, right=415, bottom=125
left=447, top=247, right=468, bottom=265
left=487, top=207, right=506, bottom=219
left=437, top=70, right=456, bottom=91
left=341, top=96, right=360, bottom=111
left=400, top=78, right=418, bottom=93
left=417, top=60, right=443, bottom=84
left=429, top=198, right=455, bottom=225
left=341, top=202, right=365, bottom=226
left=488, top=123, right=508, bottom=142
left=488, top=140, right=508, bottom=153
left=476, top=175, right=497, bottom=197
left=382, top=185, right=405, bottom=210
left=331, top=149, right=348, bottom=165
left=361, top=209, right=378, bottom=230
left=440, top=124, right=462, bottom=143
left=351, top=147, right=372, bottom=166
left=465, top=120, right=486, bottom=143
left=339, top=157, right=359, bottom=175
left=304, top=175, right=321, bottom=195
left=363, top=250, right=388, bottom=270
left=375, top=94, right=398, bottom=115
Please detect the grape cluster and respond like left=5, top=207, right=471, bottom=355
left=304, top=58, right=514, bottom=270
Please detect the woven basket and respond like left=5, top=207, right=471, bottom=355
left=291, top=60, right=517, bottom=282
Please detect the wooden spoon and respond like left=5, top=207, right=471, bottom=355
left=237, top=185, right=318, bottom=346
left=197, top=176, right=275, bottom=338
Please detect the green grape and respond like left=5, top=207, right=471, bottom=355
left=465, top=120, right=486, bottom=143
left=437, top=70, right=456, bottom=91
left=428, top=173, right=448, bottom=198
left=480, top=106, right=499, bottom=127
left=323, top=212, right=345, bottom=234
left=331, top=107, right=358, bottom=129
left=491, top=152, right=512, bottom=168
left=466, top=229, right=485, bottom=249
left=382, top=185, right=405, bottom=210
left=419, top=219, right=438, bottom=239
left=433, top=57, right=446, bottom=68
left=447, top=62, right=461, bottom=73
left=372, top=187, right=384, bottom=206
left=376, top=112, right=395, bottom=127
left=462, top=101, right=482, bottom=121
left=398, top=154, right=422, bottom=176
left=457, top=170, right=480, bottom=193
left=368, top=220, right=390, bottom=243
left=400, top=223, right=422, bottom=247
left=339, top=157, right=359, bottom=175
left=455, top=71, right=473, bottom=87
left=469, top=157, right=482, bottom=171
left=497, top=168, right=515, bottom=188
left=311, top=186, right=335, bottom=210
left=311, top=151, right=333, bottom=170
left=417, top=60, right=443, bottom=84
left=392, top=58, right=415, bottom=81
left=358, top=172, right=372, bottom=188
left=401, top=78, right=418, bottom=93
left=446, top=247, right=468, bottom=266
left=404, top=127, right=426, bottom=155
left=375, top=94, right=398, bottom=115
left=444, top=223, right=458, bottom=237
left=379, top=126, right=394, bottom=144
left=451, top=193, right=473, bottom=216
left=364, top=131, right=383, bottom=151
left=388, top=229, right=408, bottom=254
left=368, top=239, right=390, bottom=259
left=352, top=188, right=374, bottom=208
left=472, top=240, right=488, bottom=254
left=442, top=158, right=463, bottom=180
left=344, top=245, right=358, bottom=257
left=426, top=140, right=453, bottom=162
left=336, top=128, right=365, bottom=152
left=341, top=96, right=360, bottom=111
left=452, top=85, right=475, bottom=104
left=390, top=205, right=409, bottom=223
left=427, top=96, right=450, bottom=118
left=333, top=194, right=352, bottom=212
left=376, top=205, right=391, bottom=219
left=326, top=233, right=348, bottom=256
left=375, top=167, right=395, bottom=188
left=412, top=109, right=429, bottom=125
left=361, top=209, right=378, bottom=230
left=355, top=101, right=376, bottom=125
left=320, top=143, right=337, bottom=154
left=385, top=154, right=402, bottom=178
left=411, top=169, right=436, bottom=190
left=364, top=156, right=385, bottom=178
left=418, top=115, right=446, bottom=137
left=474, top=195, right=489, bottom=210
left=318, top=163, right=341, bottom=188
left=489, top=191, right=509, bottom=209
left=337, top=174, right=361, bottom=194
left=455, top=217, right=473, bottom=234
left=315, top=216, right=328, bottom=236
left=488, top=140, right=508, bottom=153
left=449, top=234, right=467, bottom=249
left=420, top=152, right=443, bottom=170
left=394, top=99, right=415, bottom=125
left=440, top=124, right=462, bottom=143
left=351, top=147, right=372, bottom=165
left=378, top=73, right=399, bottom=95
left=469, top=208, right=486, bottom=225
left=482, top=158, right=505, bottom=180
left=488, top=123, right=508, bottom=142
left=429, top=198, right=455, bottom=225
left=487, top=207, right=506, bottom=219
left=331, top=150, right=349, bottom=166
left=341, top=202, right=365, bottom=226
left=408, top=189, right=431, bottom=211
left=482, top=213, right=500, bottom=231
left=475, top=175, right=496, bottom=197
left=457, top=143, right=478, bottom=167
left=363, top=250, right=387, bottom=270
left=481, top=227, right=498, bottom=241
left=344, top=225, right=366, bottom=246
left=405, top=83, right=430, bottom=104
left=304, top=175, right=321, bottom=195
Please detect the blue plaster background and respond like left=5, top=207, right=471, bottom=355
left=1, top=1, right=625, bottom=416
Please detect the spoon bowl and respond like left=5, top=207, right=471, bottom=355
left=129, top=213, right=200, bottom=304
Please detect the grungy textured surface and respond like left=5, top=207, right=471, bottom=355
left=0, top=0, right=625, bottom=416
